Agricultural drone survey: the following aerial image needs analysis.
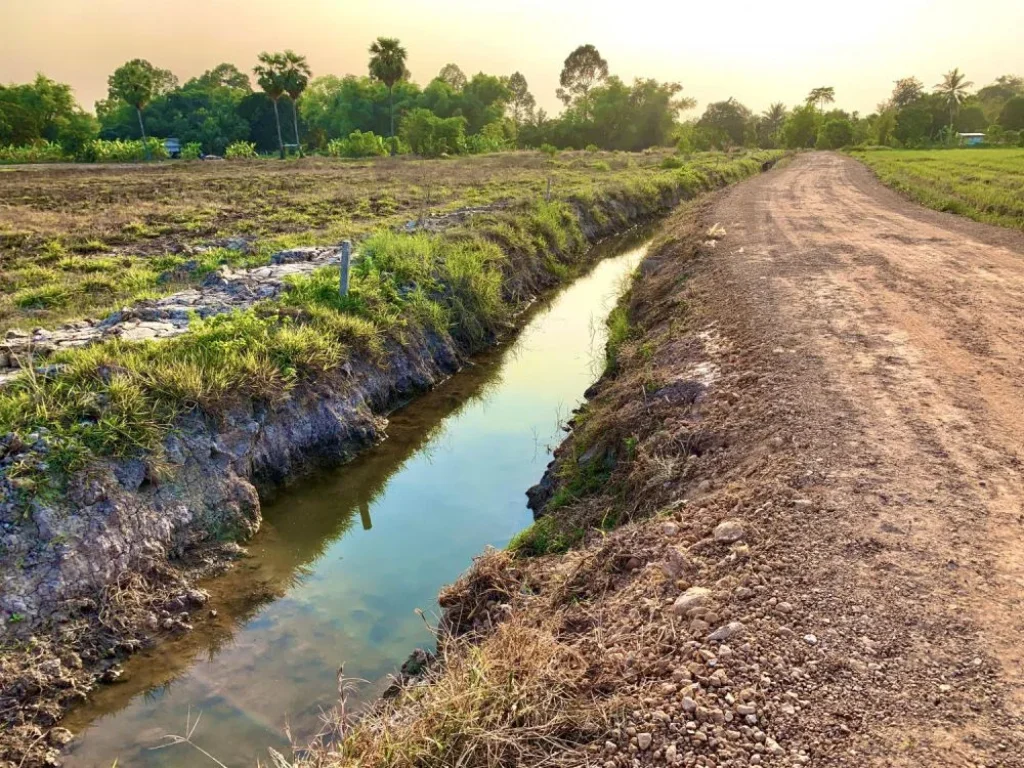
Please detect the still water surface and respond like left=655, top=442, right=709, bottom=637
left=63, top=230, right=650, bottom=767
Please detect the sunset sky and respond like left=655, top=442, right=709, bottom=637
left=2, top=0, right=1022, bottom=117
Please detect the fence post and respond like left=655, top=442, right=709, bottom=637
left=339, top=240, right=352, bottom=297
left=546, top=177, right=551, bottom=202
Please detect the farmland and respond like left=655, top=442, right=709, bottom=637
left=850, top=148, right=1024, bottom=229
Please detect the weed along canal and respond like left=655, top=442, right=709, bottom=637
left=58, top=229, right=652, bottom=767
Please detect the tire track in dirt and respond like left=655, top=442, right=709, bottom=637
left=711, top=151, right=1024, bottom=761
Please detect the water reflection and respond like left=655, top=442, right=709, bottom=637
left=61, top=226, right=652, bottom=767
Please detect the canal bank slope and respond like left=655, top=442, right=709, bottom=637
left=0, top=152, right=783, bottom=767
left=313, top=154, right=1024, bottom=767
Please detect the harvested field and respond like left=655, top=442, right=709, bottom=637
left=0, top=150, right=710, bottom=332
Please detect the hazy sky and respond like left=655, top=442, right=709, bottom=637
left=2, top=0, right=1022, bottom=117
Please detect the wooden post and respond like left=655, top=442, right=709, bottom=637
left=546, top=177, right=552, bottom=202
left=339, top=240, right=352, bottom=297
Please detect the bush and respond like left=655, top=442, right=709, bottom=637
left=585, top=144, right=599, bottom=153
left=400, top=109, right=468, bottom=157
left=467, top=120, right=514, bottom=155
left=539, top=144, right=559, bottom=157
left=326, top=130, right=388, bottom=158
left=181, top=142, right=203, bottom=160
left=225, top=141, right=258, bottom=159
left=0, top=141, right=66, bottom=164
left=817, top=118, right=855, bottom=150
left=86, top=138, right=169, bottom=163
left=660, top=155, right=685, bottom=169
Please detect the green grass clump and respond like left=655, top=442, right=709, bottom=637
left=850, top=148, right=1024, bottom=229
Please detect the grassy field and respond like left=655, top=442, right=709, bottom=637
left=0, top=149, right=783, bottom=492
left=0, top=150, right=693, bottom=333
left=850, top=148, right=1024, bottom=230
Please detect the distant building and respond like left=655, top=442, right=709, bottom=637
left=957, top=132, right=985, bottom=147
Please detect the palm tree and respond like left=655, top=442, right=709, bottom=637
left=806, top=87, right=835, bottom=114
left=254, top=52, right=287, bottom=158
left=763, top=102, right=787, bottom=134
left=281, top=50, right=312, bottom=157
left=368, top=37, right=408, bottom=139
left=934, top=68, right=974, bottom=132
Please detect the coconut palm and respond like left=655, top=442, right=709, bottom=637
left=254, top=52, right=287, bottom=158
left=762, top=102, right=788, bottom=134
left=281, top=50, right=312, bottom=157
left=368, top=37, right=408, bottom=138
left=934, top=68, right=974, bottom=131
left=806, top=87, right=835, bottom=114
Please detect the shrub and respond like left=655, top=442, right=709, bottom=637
left=225, top=141, right=258, bottom=159
left=539, top=144, right=559, bottom=157
left=400, top=109, right=468, bottom=157
left=817, top=118, right=855, bottom=150
left=660, top=155, right=685, bottom=169
left=326, top=130, right=388, bottom=158
left=585, top=144, right=599, bottom=153
left=467, top=120, right=515, bottom=155
left=87, top=138, right=169, bottom=163
left=0, top=141, right=66, bottom=164
left=181, top=142, right=203, bottom=160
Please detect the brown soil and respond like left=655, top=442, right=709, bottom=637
left=320, top=152, right=1024, bottom=766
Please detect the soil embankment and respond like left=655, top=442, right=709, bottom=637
left=334, top=153, right=1024, bottom=766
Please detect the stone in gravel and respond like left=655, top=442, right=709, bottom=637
left=637, top=733, right=652, bottom=750
left=682, top=696, right=697, bottom=712
left=714, top=520, right=746, bottom=543
left=48, top=728, right=73, bottom=746
left=803, top=634, right=818, bottom=645
left=665, top=744, right=678, bottom=763
left=662, top=521, right=680, bottom=536
left=776, top=601, right=794, bottom=614
left=672, top=586, right=711, bottom=616
left=708, top=621, right=746, bottom=642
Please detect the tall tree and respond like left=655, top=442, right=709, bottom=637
left=806, top=86, right=836, bottom=114
left=281, top=50, right=312, bottom=155
left=108, top=59, right=172, bottom=158
left=698, top=98, right=752, bottom=147
left=189, top=63, right=252, bottom=91
left=368, top=37, right=408, bottom=138
left=254, top=52, right=288, bottom=158
left=890, top=77, right=923, bottom=109
left=934, top=68, right=974, bottom=131
left=759, top=102, right=788, bottom=147
left=557, top=44, right=609, bottom=120
left=506, top=72, right=536, bottom=125
left=437, top=63, right=467, bottom=91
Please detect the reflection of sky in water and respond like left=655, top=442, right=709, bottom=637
left=62, top=235, right=649, bottom=768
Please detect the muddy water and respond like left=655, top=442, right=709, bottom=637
left=61, top=229, right=651, bottom=767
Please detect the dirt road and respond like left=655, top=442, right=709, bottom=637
left=708, top=151, right=1024, bottom=763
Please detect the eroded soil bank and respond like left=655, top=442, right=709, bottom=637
left=0, top=156, right=782, bottom=768
left=313, top=156, right=1024, bottom=766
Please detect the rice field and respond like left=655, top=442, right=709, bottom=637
left=851, top=148, right=1024, bottom=230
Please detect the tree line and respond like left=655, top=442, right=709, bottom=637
left=2, top=43, right=1023, bottom=161
left=684, top=71, right=1024, bottom=152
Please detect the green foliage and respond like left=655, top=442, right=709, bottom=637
left=817, top=118, right=855, bottom=149
left=557, top=44, right=609, bottom=118
left=326, top=130, right=388, bottom=158
left=605, top=304, right=633, bottom=370
left=697, top=98, right=751, bottom=147
left=660, top=155, right=685, bottom=169
left=852, top=148, right=1024, bottom=229
left=181, top=142, right=202, bottom=160
left=783, top=103, right=819, bottom=148
left=1000, top=97, right=1024, bottom=130
left=0, top=141, right=66, bottom=164
left=466, top=120, right=514, bottom=154
left=400, top=108, right=468, bottom=156
left=86, top=138, right=169, bottom=162
left=225, top=140, right=258, bottom=159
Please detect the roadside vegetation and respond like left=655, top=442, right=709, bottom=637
left=851, top=148, right=1024, bottom=229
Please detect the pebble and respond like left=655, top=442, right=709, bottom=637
left=672, top=586, right=712, bottom=616
left=708, top=621, right=747, bottom=642
left=637, top=732, right=652, bottom=750
left=714, top=520, right=746, bottom=544
left=803, top=634, right=818, bottom=645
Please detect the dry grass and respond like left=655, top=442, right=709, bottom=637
left=296, top=550, right=622, bottom=768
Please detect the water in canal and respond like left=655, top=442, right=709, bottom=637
left=62, top=229, right=651, bottom=767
